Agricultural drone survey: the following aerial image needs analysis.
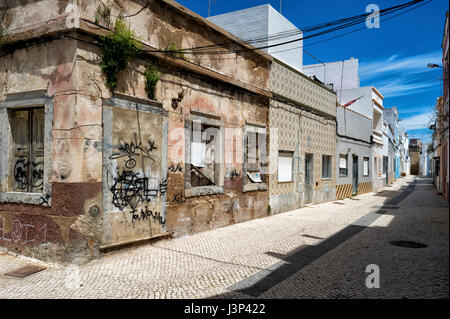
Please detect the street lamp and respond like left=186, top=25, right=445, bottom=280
left=427, top=63, right=444, bottom=69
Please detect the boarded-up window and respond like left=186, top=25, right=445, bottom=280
left=322, top=155, right=332, bottom=179
left=278, top=151, right=293, bottom=182
left=11, top=107, right=45, bottom=193
left=339, top=154, right=348, bottom=177
left=363, top=157, right=370, bottom=176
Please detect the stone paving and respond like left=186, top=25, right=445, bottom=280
left=0, top=176, right=448, bottom=299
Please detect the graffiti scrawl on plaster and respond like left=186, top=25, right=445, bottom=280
left=132, top=206, right=166, bottom=225
left=110, top=170, right=167, bottom=211
left=0, top=218, right=47, bottom=244
left=110, top=134, right=158, bottom=169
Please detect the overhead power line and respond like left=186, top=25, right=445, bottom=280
left=140, top=0, right=425, bottom=55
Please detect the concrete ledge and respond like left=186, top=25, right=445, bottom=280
left=243, top=183, right=268, bottom=193
left=185, top=186, right=224, bottom=197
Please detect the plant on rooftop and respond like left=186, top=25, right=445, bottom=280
left=98, top=17, right=141, bottom=90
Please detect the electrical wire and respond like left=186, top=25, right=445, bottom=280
left=142, top=0, right=424, bottom=55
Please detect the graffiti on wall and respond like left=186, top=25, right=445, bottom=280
left=109, top=135, right=166, bottom=225
left=131, top=206, right=166, bottom=225
left=168, top=163, right=183, bottom=173
left=172, top=192, right=186, bottom=204
left=13, top=158, right=44, bottom=190
left=0, top=218, right=47, bottom=244
left=110, top=134, right=158, bottom=169
left=109, top=170, right=167, bottom=210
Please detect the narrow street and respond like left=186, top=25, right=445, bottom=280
left=0, top=176, right=448, bottom=299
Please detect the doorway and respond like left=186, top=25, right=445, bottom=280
left=352, top=155, right=359, bottom=195
left=305, top=153, right=313, bottom=203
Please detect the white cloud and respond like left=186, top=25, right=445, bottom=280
left=359, top=51, right=442, bottom=80
left=377, top=81, right=437, bottom=97
left=399, top=111, right=434, bottom=131
left=359, top=51, right=442, bottom=97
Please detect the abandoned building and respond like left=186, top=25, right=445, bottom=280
left=0, top=0, right=273, bottom=263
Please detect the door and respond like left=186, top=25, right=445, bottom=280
left=305, top=153, right=313, bottom=203
left=385, top=156, right=389, bottom=183
left=352, top=155, right=358, bottom=194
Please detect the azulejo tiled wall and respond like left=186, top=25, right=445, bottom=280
left=270, top=60, right=336, bottom=117
left=268, top=60, right=337, bottom=202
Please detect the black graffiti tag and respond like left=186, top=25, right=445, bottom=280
left=14, top=158, right=28, bottom=189
left=168, top=163, right=183, bottom=173
left=14, top=159, right=44, bottom=189
left=172, top=193, right=186, bottom=204
left=110, top=170, right=166, bottom=211
left=111, top=137, right=158, bottom=169
left=132, top=206, right=166, bottom=225
left=39, top=194, right=50, bottom=206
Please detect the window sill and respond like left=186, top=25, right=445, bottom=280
left=321, top=177, right=332, bottom=181
left=185, top=185, right=224, bottom=197
left=277, top=180, right=294, bottom=184
left=0, top=191, right=50, bottom=206
left=243, top=183, right=268, bottom=193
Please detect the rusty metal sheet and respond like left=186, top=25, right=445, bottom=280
left=4, top=265, right=46, bottom=278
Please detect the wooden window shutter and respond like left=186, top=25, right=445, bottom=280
left=11, top=107, right=45, bottom=193
left=12, top=110, right=30, bottom=192
left=31, top=108, right=45, bottom=192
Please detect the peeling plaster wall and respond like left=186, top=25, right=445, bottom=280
left=0, top=0, right=272, bottom=261
left=78, top=0, right=271, bottom=91
left=0, top=38, right=103, bottom=264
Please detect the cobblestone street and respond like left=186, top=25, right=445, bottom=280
left=0, top=176, right=448, bottom=299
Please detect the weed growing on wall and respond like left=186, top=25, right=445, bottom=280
left=98, top=17, right=141, bottom=90
left=95, top=3, right=111, bottom=27
left=144, top=64, right=160, bottom=100
left=165, top=42, right=186, bottom=60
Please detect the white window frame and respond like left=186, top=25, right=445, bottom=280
left=278, top=150, right=294, bottom=182
left=363, top=157, right=370, bottom=177
left=339, top=154, right=348, bottom=177
left=322, top=154, right=332, bottom=180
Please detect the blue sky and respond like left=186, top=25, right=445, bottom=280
left=176, top=0, right=448, bottom=144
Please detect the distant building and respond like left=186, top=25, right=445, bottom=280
left=208, top=4, right=303, bottom=72
left=302, top=58, right=360, bottom=101
left=209, top=5, right=338, bottom=213
left=399, top=128, right=410, bottom=176
left=421, top=143, right=431, bottom=176
left=336, top=106, right=373, bottom=199
left=384, top=107, right=401, bottom=179
left=431, top=10, right=449, bottom=200
left=409, top=139, right=423, bottom=175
